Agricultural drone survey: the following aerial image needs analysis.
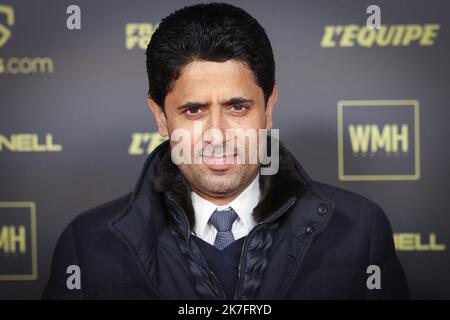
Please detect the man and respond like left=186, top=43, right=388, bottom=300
left=43, top=3, right=409, bottom=299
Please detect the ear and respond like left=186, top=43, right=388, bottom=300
left=147, top=96, right=169, bottom=137
left=265, top=83, right=278, bottom=130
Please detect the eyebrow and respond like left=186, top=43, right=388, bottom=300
left=176, top=97, right=254, bottom=111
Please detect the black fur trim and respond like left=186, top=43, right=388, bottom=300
left=153, top=137, right=306, bottom=229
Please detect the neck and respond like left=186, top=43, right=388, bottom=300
left=190, top=172, right=258, bottom=206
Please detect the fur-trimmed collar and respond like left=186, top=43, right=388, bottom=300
left=153, top=137, right=306, bottom=229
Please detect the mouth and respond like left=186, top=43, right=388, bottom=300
left=201, top=153, right=237, bottom=170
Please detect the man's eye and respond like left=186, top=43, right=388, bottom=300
left=185, top=107, right=201, bottom=115
left=231, top=104, right=248, bottom=112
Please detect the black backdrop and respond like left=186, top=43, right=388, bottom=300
left=0, top=0, right=449, bottom=299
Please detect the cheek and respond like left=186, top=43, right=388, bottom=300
left=233, top=114, right=266, bottom=130
left=167, top=117, right=193, bottom=136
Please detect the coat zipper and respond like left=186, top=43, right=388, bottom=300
left=167, top=196, right=227, bottom=299
left=233, top=198, right=297, bottom=300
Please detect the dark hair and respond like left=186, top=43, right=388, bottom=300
left=146, top=2, right=275, bottom=109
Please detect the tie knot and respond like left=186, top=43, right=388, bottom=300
left=209, top=208, right=238, bottom=232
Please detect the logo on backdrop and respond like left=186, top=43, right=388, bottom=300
left=128, top=132, right=167, bottom=155
left=321, top=24, right=440, bottom=47
left=125, top=23, right=158, bottom=50
left=0, top=202, right=38, bottom=280
left=0, top=4, right=14, bottom=48
left=0, top=5, right=54, bottom=75
left=0, top=133, right=62, bottom=152
left=394, top=233, right=446, bottom=251
left=338, top=100, right=420, bottom=181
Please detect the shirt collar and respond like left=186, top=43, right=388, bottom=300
left=191, top=173, right=260, bottom=237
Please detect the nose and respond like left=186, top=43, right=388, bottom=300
left=203, top=106, right=227, bottom=147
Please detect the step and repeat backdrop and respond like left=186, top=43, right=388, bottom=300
left=0, top=0, right=449, bottom=299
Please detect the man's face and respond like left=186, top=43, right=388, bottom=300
left=148, top=59, right=277, bottom=204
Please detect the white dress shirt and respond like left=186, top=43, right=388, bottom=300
left=191, top=174, right=260, bottom=245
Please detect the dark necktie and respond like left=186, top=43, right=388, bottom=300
left=208, top=207, right=238, bottom=250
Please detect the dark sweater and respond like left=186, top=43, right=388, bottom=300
left=192, top=235, right=246, bottom=299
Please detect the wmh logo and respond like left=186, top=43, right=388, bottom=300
left=338, top=100, right=420, bottom=181
left=0, top=202, right=37, bottom=280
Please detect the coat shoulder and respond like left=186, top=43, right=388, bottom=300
left=312, top=181, right=398, bottom=261
left=69, top=192, right=132, bottom=234
left=312, top=181, right=388, bottom=224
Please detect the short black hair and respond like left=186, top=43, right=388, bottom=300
left=146, top=2, right=275, bottom=109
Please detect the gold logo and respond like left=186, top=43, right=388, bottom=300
left=0, top=6, right=54, bottom=75
left=338, top=100, right=420, bottom=181
left=321, top=24, right=440, bottom=47
left=128, top=132, right=167, bottom=155
left=0, top=133, right=62, bottom=152
left=125, top=23, right=158, bottom=50
left=0, top=202, right=38, bottom=281
left=0, top=5, right=14, bottom=48
left=394, top=233, right=446, bottom=251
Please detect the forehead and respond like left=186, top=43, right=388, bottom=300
left=165, top=59, right=263, bottom=104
